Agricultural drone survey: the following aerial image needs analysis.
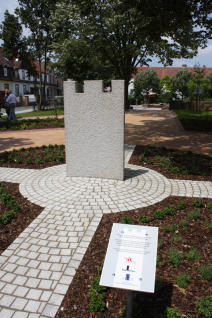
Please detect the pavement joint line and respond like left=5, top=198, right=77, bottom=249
left=0, top=145, right=212, bottom=316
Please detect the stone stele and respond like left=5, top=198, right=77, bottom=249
left=64, top=80, right=125, bottom=180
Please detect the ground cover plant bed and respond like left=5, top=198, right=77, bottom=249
left=129, top=145, right=212, bottom=182
left=0, top=117, right=64, bottom=131
left=0, top=181, right=43, bottom=254
left=0, top=144, right=65, bottom=169
left=55, top=196, right=212, bottom=318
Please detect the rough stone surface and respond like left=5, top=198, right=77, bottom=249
left=64, top=80, right=125, bottom=180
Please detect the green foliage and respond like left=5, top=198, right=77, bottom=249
left=207, top=202, right=212, bottom=209
left=192, top=199, right=204, bottom=208
left=199, top=265, right=212, bottom=281
left=163, top=224, right=178, bottom=233
left=0, top=183, right=20, bottom=225
left=196, top=295, right=212, bottom=318
left=163, top=206, right=175, bottom=216
left=160, top=307, right=182, bottom=318
left=177, top=202, right=187, bottom=210
left=175, top=273, right=190, bottom=289
left=185, top=248, right=200, bottom=262
left=154, top=209, right=165, bottom=219
left=188, top=209, right=201, bottom=220
left=121, top=215, right=133, bottom=224
left=170, top=234, right=182, bottom=242
left=168, top=248, right=182, bottom=267
left=158, top=239, right=164, bottom=248
left=172, top=69, right=193, bottom=100
left=138, top=214, right=153, bottom=223
left=205, top=219, right=212, bottom=229
left=134, top=69, right=160, bottom=103
left=88, top=272, right=106, bottom=312
left=0, top=211, right=16, bottom=225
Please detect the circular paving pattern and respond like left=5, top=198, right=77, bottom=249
left=19, top=164, right=172, bottom=212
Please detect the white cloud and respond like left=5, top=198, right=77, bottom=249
left=198, top=44, right=212, bottom=56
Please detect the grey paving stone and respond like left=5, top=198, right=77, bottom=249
left=12, top=311, right=28, bottom=318
left=11, top=297, right=28, bottom=310
left=0, top=309, right=15, bottom=318
left=42, top=304, right=59, bottom=317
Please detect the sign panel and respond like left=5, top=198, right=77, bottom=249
left=100, top=223, right=158, bottom=293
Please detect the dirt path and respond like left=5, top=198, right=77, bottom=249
left=1, top=110, right=212, bottom=156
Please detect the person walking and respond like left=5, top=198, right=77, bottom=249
left=6, top=90, right=18, bottom=120
left=4, top=89, right=10, bottom=118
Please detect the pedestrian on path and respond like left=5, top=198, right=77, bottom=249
left=6, top=90, right=18, bottom=120
left=3, top=89, right=10, bottom=118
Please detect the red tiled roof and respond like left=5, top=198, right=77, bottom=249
left=0, top=47, right=15, bottom=67
left=135, top=66, right=212, bottom=78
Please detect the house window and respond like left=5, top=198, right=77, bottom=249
left=22, top=70, right=25, bottom=80
left=23, top=85, right=27, bottom=94
left=4, top=68, right=8, bottom=77
left=15, top=84, right=19, bottom=95
left=4, top=84, right=9, bottom=90
left=15, top=70, right=19, bottom=79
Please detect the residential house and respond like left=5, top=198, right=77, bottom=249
left=0, top=47, right=62, bottom=102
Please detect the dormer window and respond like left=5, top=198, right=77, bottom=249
left=4, top=67, right=8, bottom=77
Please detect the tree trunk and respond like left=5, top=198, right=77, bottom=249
left=124, top=79, right=130, bottom=111
left=38, top=59, right=43, bottom=110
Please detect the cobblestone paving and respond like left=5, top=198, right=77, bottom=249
left=0, top=145, right=212, bottom=317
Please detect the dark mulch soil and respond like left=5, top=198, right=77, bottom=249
left=0, top=145, right=65, bottom=169
left=0, top=182, right=43, bottom=254
left=129, top=145, right=212, bottom=182
left=56, top=196, right=212, bottom=318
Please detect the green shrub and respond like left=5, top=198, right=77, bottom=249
left=196, top=295, right=212, bottom=318
left=160, top=307, right=182, bottom=318
left=207, top=202, right=212, bottom=209
left=88, top=291, right=106, bottom=312
left=188, top=209, right=201, bottom=220
left=163, top=224, right=178, bottom=233
left=170, top=167, right=180, bottom=173
left=138, top=214, right=153, bottom=223
left=199, top=265, right=212, bottom=281
left=154, top=209, right=165, bottom=219
left=121, top=215, right=133, bottom=224
left=0, top=211, right=16, bottom=224
left=185, top=248, right=200, bottom=262
left=175, top=273, right=190, bottom=289
left=26, top=158, right=33, bottom=164
left=158, top=239, right=164, bottom=248
left=168, top=248, right=182, bottom=267
left=179, top=219, right=188, bottom=228
left=163, top=206, right=175, bottom=216
left=177, top=202, right=187, bottom=210
left=192, top=199, right=204, bottom=208
left=170, top=234, right=182, bottom=242
left=88, top=275, right=106, bottom=312
left=205, top=219, right=212, bottom=229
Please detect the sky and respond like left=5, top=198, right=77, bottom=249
left=0, top=0, right=212, bottom=67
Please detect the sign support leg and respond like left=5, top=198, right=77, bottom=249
left=126, top=290, right=133, bottom=318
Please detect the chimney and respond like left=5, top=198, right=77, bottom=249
left=182, top=64, right=187, bottom=67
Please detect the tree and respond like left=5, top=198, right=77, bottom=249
left=0, top=10, right=23, bottom=60
left=187, top=65, right=210, bottom=109
left=134, top=69, right=160, bottom=103
left=172, top=69, right=193, bottom=100
left=51, top=0, right=212, bottom=109
left=0, top=10, right=38, bottom=88
left=159, top=75, right=175, bottom=102
left=15, top=0, right=57, bottom=108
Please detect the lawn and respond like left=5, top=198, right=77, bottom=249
left=0, top=144, right=212, bottom=317
left=175, top=109, right=212, bottom=131
left=17, top=107, right=64, bottom=118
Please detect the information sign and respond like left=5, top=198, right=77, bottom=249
left=100, top=223, right=158, bottom=293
